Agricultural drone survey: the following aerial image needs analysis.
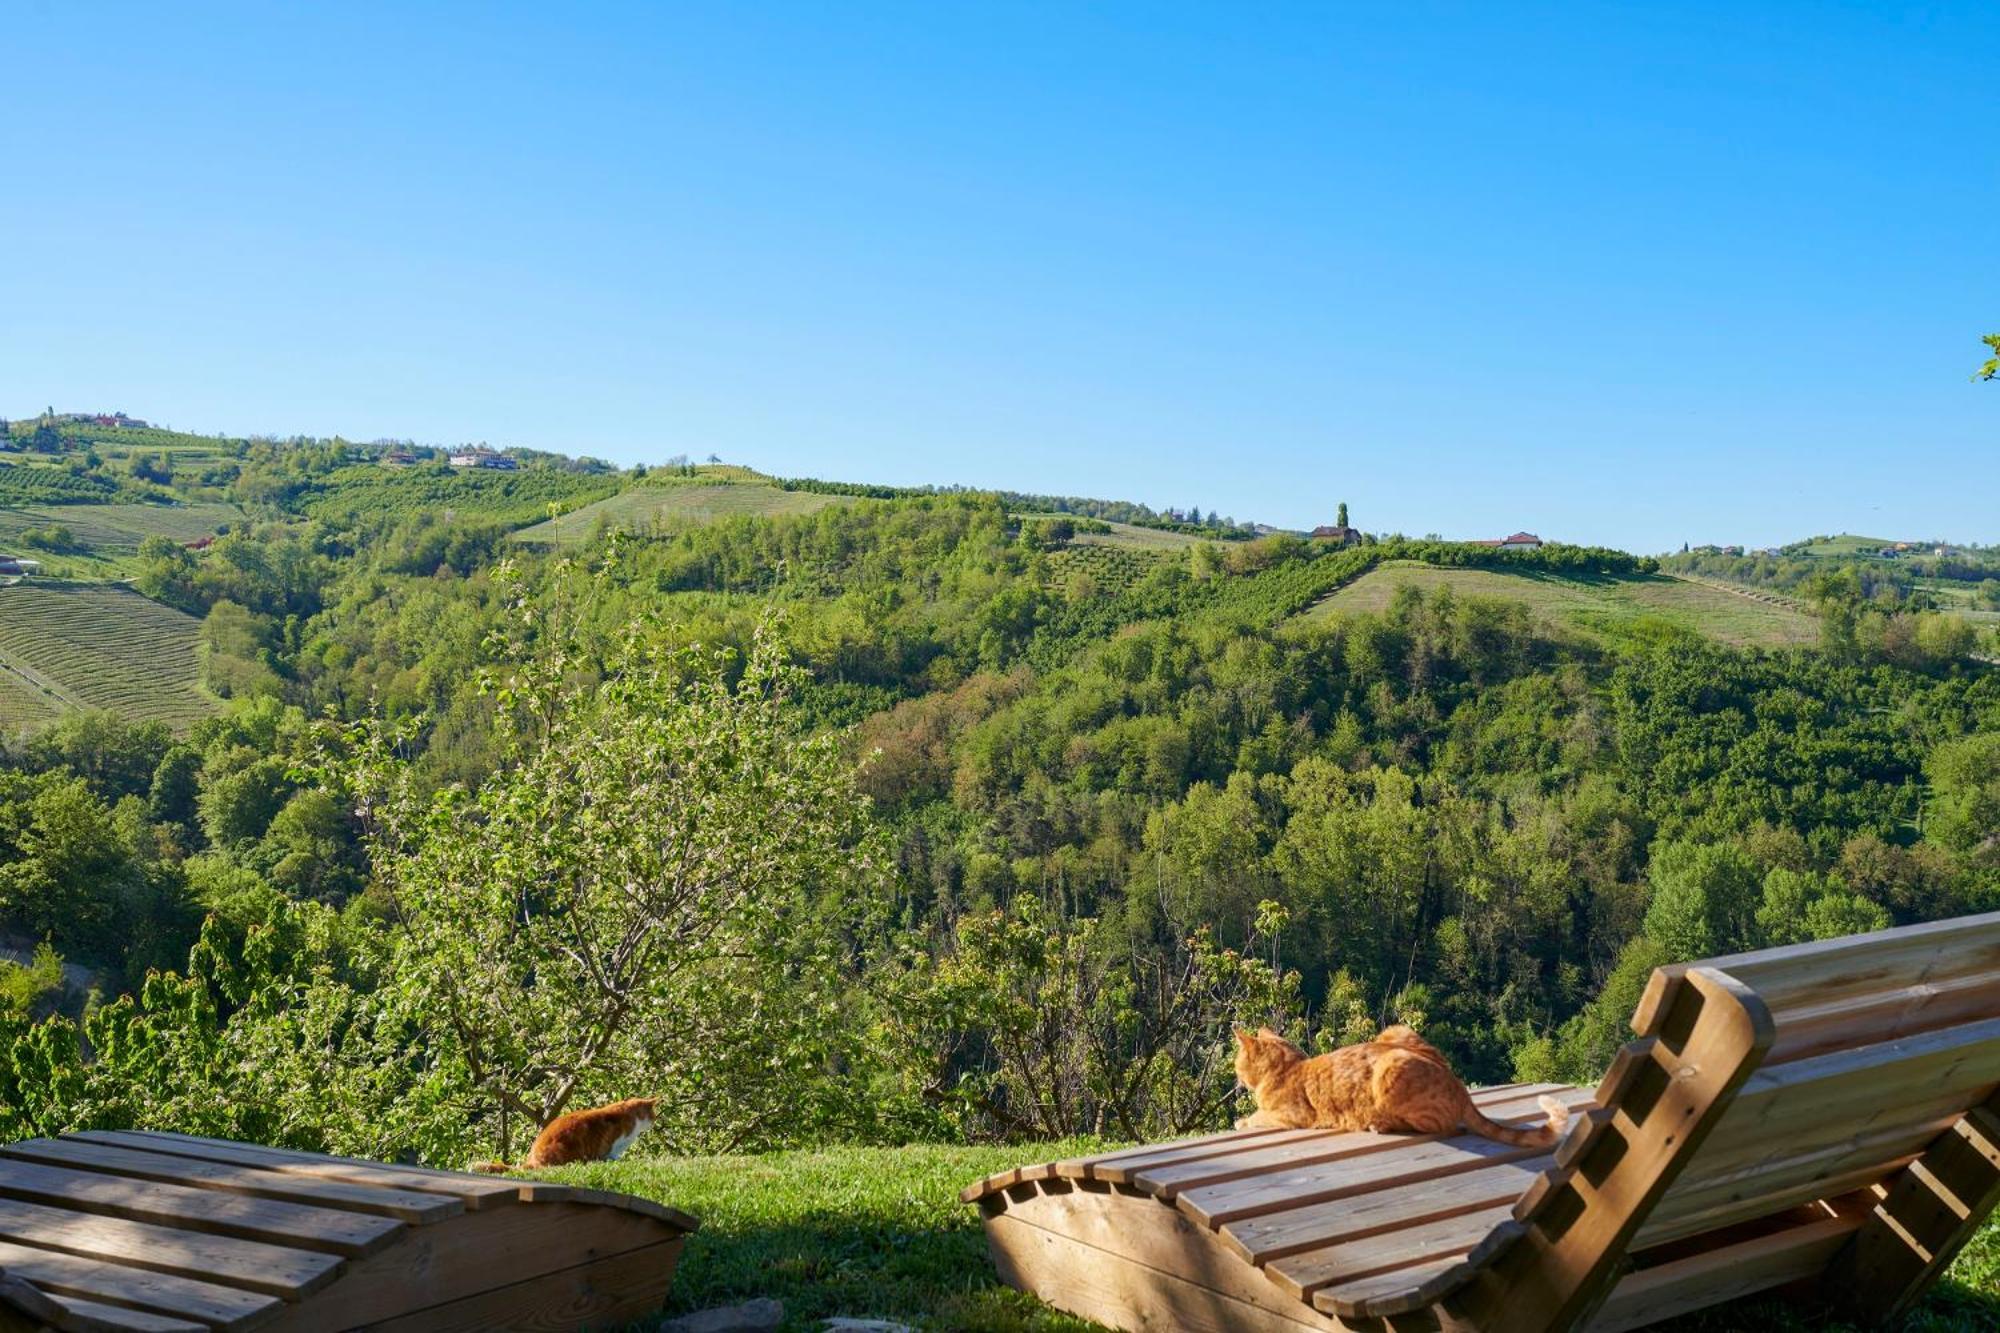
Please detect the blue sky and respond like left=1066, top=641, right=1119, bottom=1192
left=3, top=2, right=1994, bottom=552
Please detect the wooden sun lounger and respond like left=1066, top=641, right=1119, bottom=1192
left=964, top=910, right=2000, bottom=1331
left=0, top=1130, right=698, bottom=1332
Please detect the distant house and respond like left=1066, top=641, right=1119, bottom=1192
left=184, top=536, right=215, bottom=551
left=1310, top=524, right=1359, bottom=545
left=449, top=450, right=519, bottom=470
left=381, top=451, right=421, bottom=467
left=1471, top=531, right=1546, bottom=551
left=0, top=556, right=42, bottom=576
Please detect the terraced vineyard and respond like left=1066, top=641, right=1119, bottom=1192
left=1298, top=560, right=1820, bottom=648
left=1043, top=542, right=1164, bottom=597
left=512, top=478, right=847, bottom=545
left=0, top=583, right=216, bottom=734
left=0, top=502, right=239, bottom=553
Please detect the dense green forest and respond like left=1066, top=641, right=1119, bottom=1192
left=2, top=412, right=1996, bottom=1170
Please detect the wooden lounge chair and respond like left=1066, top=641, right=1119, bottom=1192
left=963, top=910, right=2000, bottom=1331
left=0, top=1129, right=697, bottom=1332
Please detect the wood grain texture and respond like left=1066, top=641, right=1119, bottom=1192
left=0, top=1157, right=403, bottom=1257
left=985, top=1208, right=1352, bottom=1333
left=1827, top=1096, right=2000, bottom=1325
left=344, top=1237, right=685, bottom=1333
left=261, top=1198, right=683, bottom=1333
left=0, top=1238, right=280, bottom=1331
left=0, top=1196, right=341, bottom=1297
left=0, top=1140, right=460, bottom=1224
left=965, top=913, right=2000, bottom=1333
left=0, top=1131, right=695, bottom=1333
left=65, top=1134, right=517, bottom=1209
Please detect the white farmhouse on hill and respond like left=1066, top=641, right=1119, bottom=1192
left=449, top=449, right=519, bottom=471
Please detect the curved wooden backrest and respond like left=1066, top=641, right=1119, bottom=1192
left=1643, top=910, right=2000, bottom=1246
left=1458, top=910, right=2000, bottom=1333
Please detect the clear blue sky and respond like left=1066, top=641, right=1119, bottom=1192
left=4, top=3, right=1994, bottom=552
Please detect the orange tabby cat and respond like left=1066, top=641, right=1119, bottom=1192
left=1233, top=1025, right=1569, bottom=1147
left=471, top=1096, right=657, bottom=1173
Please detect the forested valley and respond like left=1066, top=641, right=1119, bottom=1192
left=2, top=422, right=1996, bottom=1167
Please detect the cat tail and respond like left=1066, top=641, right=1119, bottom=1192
left=1463, top=1094, right=1570, bottom=1149
left=467, top=1160, right=512, bottom=1174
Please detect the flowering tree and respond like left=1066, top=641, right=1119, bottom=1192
left=340, top=564, right=887, bottom=1155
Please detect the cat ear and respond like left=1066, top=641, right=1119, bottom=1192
left=1233, top=1028, right=1254, bottom=1049
left=1258, top=1026, right=1278, bottom=1039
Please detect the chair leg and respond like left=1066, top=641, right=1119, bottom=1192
left=1827, top=1094, right=2000, bottom=1326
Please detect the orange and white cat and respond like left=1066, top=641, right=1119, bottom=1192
left=472, top=1096, right=657, bottom=1173
left=1233, top=1025, right=1569, bottom=1148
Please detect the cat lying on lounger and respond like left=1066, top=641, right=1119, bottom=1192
left=1233, top=1025, right=1570, bottom=1148
left=471, top=1096, right=657, bottom=1172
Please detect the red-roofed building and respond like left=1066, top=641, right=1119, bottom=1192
left=1470, top=532, right=1545, bottom=550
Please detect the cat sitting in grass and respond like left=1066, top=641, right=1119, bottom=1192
left=472, top=1096, right=658, bottom=1172
left=1233, top=1026, right=1570, bottom=1148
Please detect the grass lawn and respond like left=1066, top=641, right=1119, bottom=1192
left=541, top=1143, right=2000, bottom=1332
left=1301, top=561, right=1819, bottom=650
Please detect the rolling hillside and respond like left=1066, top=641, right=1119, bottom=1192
left=0, top=582, right=216, bottom=733
left=512, top=476, right=847, bottom=545
left=1299, top=560, right=1820, bottom=648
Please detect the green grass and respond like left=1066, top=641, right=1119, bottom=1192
left=0, top=503, right=241, bottom=578
left=1795, top=533, right=1901, bottom=557
left=539, top=1144, right=1999, bottom=1332
left=1299, top=561, right=1820, bottom=650
left=512, top=477, right=848, bottom=545
left=0, top=582, right=215, bottom=734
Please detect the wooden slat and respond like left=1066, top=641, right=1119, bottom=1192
left=1828, top=1098, right=2000, bottom=1324
left=962, top=1128, right=1301, bottom=1200
left=1705, top=909, right=2000, bottom=1013
left=117, top=1134, right=480, bottom=1185
left=36, top=1294, right=207, bottom=1333
left=1263, top=1204, right=1512, bottom=1299
left=1764, top=969, right=2000, bottom=1065
left=1687, top=1017, right=2000, bottom=1166
left=1644, top=1148, right=1925, bottom=1248
left=1587, top=1210, right=1864, bottom=1333
left=0, top=1141, right=459, bottom=1224
left=0, top=1157, right=402, bottom=1258
left=1221, top=1159, right=1546, bottom=1265
left=0, top=1239, right=279, bottom=1331
left=1081, top=1132, right=1336, bottom=1186
left=1309, top=1249, right=1471, bottom=1316
left=1133, top=1085, right=1589, bottom=1203
left=70, top=1135, right=517, bottom=1209
left=1454, top=966, right=1777, bottom=1333
left=0, top=1196, right=342, bottom=1298
left=1176, top=1135, right=1548, bottom=1229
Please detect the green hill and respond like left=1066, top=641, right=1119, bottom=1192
left=0, top=582, right=216, bottom=734
left=512, top=475, right=847, bottom=545
left=1794, top=533, right=1901, bottom=556
left=1300, top=560, right=1820, bottom=649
